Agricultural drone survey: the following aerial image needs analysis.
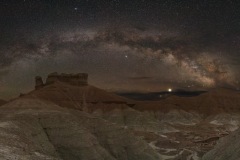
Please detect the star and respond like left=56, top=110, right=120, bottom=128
left=0, top=0, right=239, bottom=99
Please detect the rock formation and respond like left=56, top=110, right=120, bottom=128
left=35, top=76, right=44, bottom=89
left=202, top=128, right=240, bottom=160
left=46, top=72, right=88, bottom=86
left=35, top=72, right=88, bottom=90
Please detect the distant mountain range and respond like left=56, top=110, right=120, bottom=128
left=117, top=90, right=207, bottom=101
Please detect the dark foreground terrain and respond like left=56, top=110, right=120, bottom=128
left=1, top=73, right=240, bottom=160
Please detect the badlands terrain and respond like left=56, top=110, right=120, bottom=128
left=0, top=72, right=240, bottom=160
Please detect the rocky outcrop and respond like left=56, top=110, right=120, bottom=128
left=30, top=81, right=130, bottom=109
left=35, top=76, right=44, bottom=89
left=202, top=128, right=240, bottom=160
left=35, top=72, right=88, bottom=90
left=46, top=72, right=88, bottom=86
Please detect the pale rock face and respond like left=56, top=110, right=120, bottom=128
left=157, top=110, right=202, bottom=125
left=202, top=128, right=240, bottom=160
left=208, top=113, right=240, bottom=131
left=95, top=107, right=179, bottom=133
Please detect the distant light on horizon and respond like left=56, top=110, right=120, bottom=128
left=168, top=88, right=172, bottom=92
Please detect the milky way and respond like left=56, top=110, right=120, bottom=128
left=0, top=0, right=239, bottom=99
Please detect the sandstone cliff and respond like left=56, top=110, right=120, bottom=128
left=35, top=72, right=88, bottom=90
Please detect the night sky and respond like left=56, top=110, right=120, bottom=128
left=0, top=0, right=239, bottom=99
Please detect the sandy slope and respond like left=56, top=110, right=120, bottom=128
left=0, top=98, right=160, bottom=160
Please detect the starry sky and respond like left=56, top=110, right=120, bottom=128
left=0, top=0, right=239, bottom=99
